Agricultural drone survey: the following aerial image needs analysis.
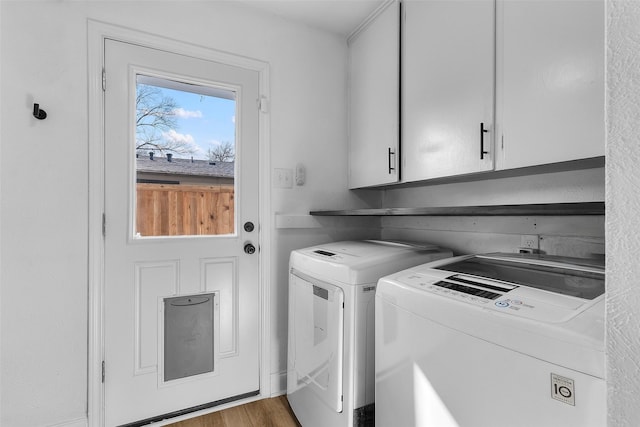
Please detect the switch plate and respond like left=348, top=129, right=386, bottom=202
left=273, top=168, right=293, bottom=188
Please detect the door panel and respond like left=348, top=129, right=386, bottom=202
left=288, top=274, right=344, bottom=413
left=200, top=256, right=240, bottom=357
left=348, top=0, right=400, bottom=188
left=104, top=39, right=259, bottom=426
left=402, top=0, right=495, bottom=181
left=135, top=261, right=180, bottom=376
left=499, top=0, right=604, bottom=169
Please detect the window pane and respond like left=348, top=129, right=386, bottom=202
left=134, top=75, right=236, bottom=237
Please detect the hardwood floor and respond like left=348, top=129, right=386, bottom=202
left=166, top=396, right=301, bottom=427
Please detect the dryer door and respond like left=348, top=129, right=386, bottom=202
left=288, top=272, right=344, bottom=412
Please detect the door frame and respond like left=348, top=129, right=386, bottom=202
left=87, top=20, right=271, bottom=426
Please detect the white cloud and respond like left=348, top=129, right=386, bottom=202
left=163, top=130, right=207, bottom=159
left=190, top=145, right=208, bottom=159
left=163, top=129, right=195, bottom=144
left=173, top=107, right=203, bottom=119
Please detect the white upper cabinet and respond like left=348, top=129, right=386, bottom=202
left=348, top=1, right=400, bottom=189
left=401, top=0, right=495, bottom=182
left=496, top=0, right=605, bottom=170
left=347, top=0, right=604, bottom=187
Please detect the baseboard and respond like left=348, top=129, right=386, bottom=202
left=270, top=370, right=287, bottom=396
left=48, top=417, right=87, bottom=427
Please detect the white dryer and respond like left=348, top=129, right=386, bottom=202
left=287, top=240, right=452, bottom=427
left=375, top=253, right=605, bottom=427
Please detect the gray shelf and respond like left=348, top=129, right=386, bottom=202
left=310, top=202, right=605, bottom=217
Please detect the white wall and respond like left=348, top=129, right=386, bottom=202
left=380, top=167, right=605, bottom=257
left=606, top=1, right=640, bottom=425
left=1, top=3, right=89, bottom=426
left=0, top=2, right=377, bottom=426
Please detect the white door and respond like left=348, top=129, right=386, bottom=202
left=103, top=39, right=260, bottom=426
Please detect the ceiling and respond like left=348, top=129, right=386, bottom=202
left=237, top=0, right=386, bottom=37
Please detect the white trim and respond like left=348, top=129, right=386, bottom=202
left=270, top=370, right=288, bottom=396
left=347, top=0, right=397, bottom=44
left=87, top=20, right=271, bottom=426
left=0, top=3, right=3, bottom=425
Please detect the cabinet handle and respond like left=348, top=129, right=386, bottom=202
left=388, top=147, right=396, bottom=174
left=480, top=122, right=489, bottom=160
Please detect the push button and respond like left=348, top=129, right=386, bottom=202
left=495, top=301, right=510, bottom=308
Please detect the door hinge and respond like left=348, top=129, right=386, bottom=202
left=102, top=213, right=106, bottom=237
left=101, top=360, right=105, bottom=383
left=258, top=96, right=269, bottom=113
left=102, top=68, right=106, bottom=92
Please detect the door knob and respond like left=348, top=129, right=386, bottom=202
left=244, top=221, right=255, bottom=232
left=244, top=243, right=256, bottom=255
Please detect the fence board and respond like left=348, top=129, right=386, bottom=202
left=136, top=183, right=235, bottom=236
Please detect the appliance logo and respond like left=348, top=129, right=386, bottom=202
left=551, top=373, right=575, bottom=406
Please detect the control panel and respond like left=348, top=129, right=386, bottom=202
left=398, top=273, right=514, bottom=307
left=309, top=249, right=348, bottom=262
left=395, top=271, right=594, bottom=323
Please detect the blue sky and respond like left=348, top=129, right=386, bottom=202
left=155, top=86, right=236, bottom=160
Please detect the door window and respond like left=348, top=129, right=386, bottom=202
left=135, top=75, right=237, bottom=237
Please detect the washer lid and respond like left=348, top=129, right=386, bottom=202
left=433, top=253, right=604, bottom=300
left=290, top=240, right=452, bottom=285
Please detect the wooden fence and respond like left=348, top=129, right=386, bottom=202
left=136, top=183, right=234, bottom=236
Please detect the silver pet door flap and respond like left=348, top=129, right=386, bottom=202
left=164, top=294, right=214, bottom=381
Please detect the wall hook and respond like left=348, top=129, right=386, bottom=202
left=33, top=103, right=47, bottom=120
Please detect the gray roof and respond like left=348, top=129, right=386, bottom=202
left=136, top=156, right=235, bottom=178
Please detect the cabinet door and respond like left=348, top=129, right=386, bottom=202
left=402, top=0, right=495, bottom=182
left=498, top=0, right=604, bottom=170
left=348, top=1, right=400, bottom=189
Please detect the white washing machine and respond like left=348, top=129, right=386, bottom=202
left=287, top=240, right=452, bottom=427
left=375, top=252, right=605, bottom=427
